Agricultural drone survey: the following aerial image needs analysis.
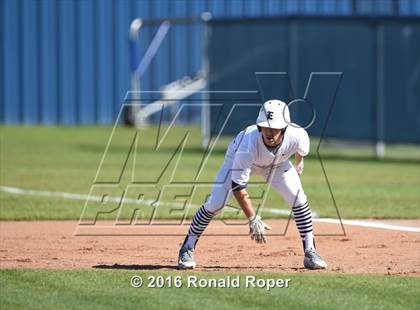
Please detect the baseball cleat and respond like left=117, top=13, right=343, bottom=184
left=303, top=248, right=327, bottom=270
left=178, top=246, right=196, bottom=269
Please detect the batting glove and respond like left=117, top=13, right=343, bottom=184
left=295, top=161, right=304, bottom=175
left=248, top=215, right=271, bottom=244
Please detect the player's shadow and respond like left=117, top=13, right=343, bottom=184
left=200, top=265, right=296, bottom=270
left=93, top=264, right=285, bottom=271
left=93, top=264, right=178, bottom=270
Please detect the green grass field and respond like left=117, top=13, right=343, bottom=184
left=1, top=270, right=419, bottom=310
left=1, top=125, right=419, bottom=220
left=1, top=125, right=420, bottom=309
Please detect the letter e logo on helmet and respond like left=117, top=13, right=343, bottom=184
left=256, top=100, right=290, bottom=129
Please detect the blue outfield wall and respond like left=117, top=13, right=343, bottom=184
left=1, top=0, right=420, bottom=126
left=207, top=17, right=420, bottom=143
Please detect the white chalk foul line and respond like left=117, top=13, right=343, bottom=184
left=2, top=185, right=419, bottom=232
left=0, top=185, right=195, bottom=209
left=0, top=185, right=293, bottom=216
left=313, top=218, right=420, bottom=233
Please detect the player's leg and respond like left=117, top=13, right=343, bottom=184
left=267, top=161, right=327, bottom=269
left=178, top=158, right=233, bottom=269
left=267, top=161, right=315, bottom=249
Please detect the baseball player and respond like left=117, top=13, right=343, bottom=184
left=178, top=100, right=327, bottom=270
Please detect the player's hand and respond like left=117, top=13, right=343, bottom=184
left=248, top=215, right=271, bottom=244
left=295, top=161, right=304, bottom=175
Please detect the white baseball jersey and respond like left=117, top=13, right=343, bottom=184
left=203, top=124, right=310, bottom=213
left=227, top=124, right=309, bottom=186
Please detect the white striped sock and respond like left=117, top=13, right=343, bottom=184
left=292, top=202, right=315, bottom=251
left=183, top=205, right=215, bottom=250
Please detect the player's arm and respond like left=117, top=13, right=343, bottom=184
left=232, top=182, right=271, bottom=244
left=231, top=139, right=271, bottom=243
left=231, top=185, right=254, bottom=218
left=294, top=152, right=304, bottom=175
left=230, top=145, right=255, bottom=218
left=294, top=129, right=310, bottom=175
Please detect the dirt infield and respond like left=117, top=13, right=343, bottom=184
left=1, top=220, right=419, bottom=276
